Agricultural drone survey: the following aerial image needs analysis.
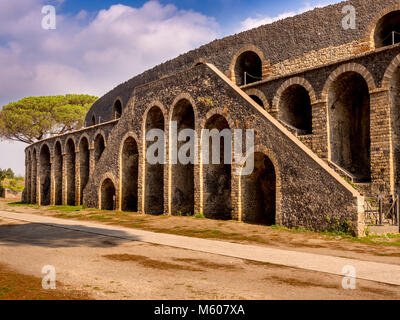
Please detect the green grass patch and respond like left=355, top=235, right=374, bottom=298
left=49, top=205, right=83, bottom=213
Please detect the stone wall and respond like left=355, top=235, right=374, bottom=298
left=85, top=0, right=400, bottom=124
left=78, top=63, right=364, bottom=235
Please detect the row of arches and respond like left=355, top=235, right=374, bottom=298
left=231, top=9, right=400, bottom=88
left=27, top=133, right=106, bottom=206
left=245, top=66, right=373, bottom=182
left=97, top=99, right=278, bottom=226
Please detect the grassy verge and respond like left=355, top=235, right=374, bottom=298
left=4, top=201, right=400, bottom=248
left=0, top=264, right=89, bottom=300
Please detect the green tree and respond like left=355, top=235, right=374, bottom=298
left=0, top=168, right=14, bottom=181
left=0, top=94, right=98, bottom=144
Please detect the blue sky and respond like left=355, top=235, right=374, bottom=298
left=0, top=0, right=340, bottom=175
left=57, top=0, right=340, bottom=34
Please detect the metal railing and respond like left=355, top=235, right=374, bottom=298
left=243, top=72, right=262, bottom=85
left=365, top=194, right=399, bottom=227
left=382, top=31, right=400, bottom=46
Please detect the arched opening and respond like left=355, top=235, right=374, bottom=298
left=39, top=145, right=51, bottom=206
left=145, top=106, right=164, bottom=215
left=374, top=11, right=400, bottom=48
left=54, top=142, right=63, bottom=205
left=94, top=134, right=105, bottom=165
left=241, top=153, right=276, bottom=226
left=278, top=84, right=312, bottom=135
left=113, top=100, right=122, bottom=119
left=235, top=51, right=262, bottom=86
left=328, top=72, right=371, bottom=182
left=101, top=178, right=115, bottom=210
left=171, top=99, right=195, bottom=216
left=79, top=137, right=90, bottom=205
left=91, top=115, right=96, bottom=126
left=121, top=136, right=139, bottom=212
left=26, top=152, right=31, bottom=203
left=249, top=95, right=264, bottom=108
left=203, top=114, right=231, bottom=220
left=390, top=66, right=400, bottom=194
left=31, top=150, right=37, bottom=204
left=65, top=139, right=76, bottom=206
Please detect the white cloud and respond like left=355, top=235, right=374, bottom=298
left=0, top=0, right=219, bottom=105
left=0, top=0, right=220, bottom=174
left=238, top=1, right=340, bottom=32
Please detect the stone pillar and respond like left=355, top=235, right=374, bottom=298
left=89, top=147, right=95, bottom=178
left=369, top=88, right=393, bottom=195
left=50, top=155, right=55, bottom=205
left=35, top=154, right=40, bottom=205
left=310, top=100, right=329, bottom=160
left=25, top=153, right=30, bottom=203
left=194, top=126, right=202, bottom=215
left=62, top=153, right=67, bottom=205
left=75, top=150, right=80, bottom=206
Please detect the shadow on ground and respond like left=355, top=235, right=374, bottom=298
left=0, top=222, right=138, bottom=248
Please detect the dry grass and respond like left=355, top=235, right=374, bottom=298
left=0, top=264, right=89, bottom=300
left=102, top=254, right=202, bottom=272
left=172, top=258, right=240, bottom=270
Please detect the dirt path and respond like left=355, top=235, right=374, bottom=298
left=0, top=212, right=399, bottom=300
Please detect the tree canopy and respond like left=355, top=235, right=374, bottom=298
left=0, top=168, right=14, bottom=181
left=0, top=94, right=98, bottom=144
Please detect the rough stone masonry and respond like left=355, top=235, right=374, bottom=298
left=24, top=0, right=400, bottom=236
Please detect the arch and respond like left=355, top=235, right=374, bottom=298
left=241, top=152, right=276, bottom=226
left=100, top=178, right=116, bottom=210
left=367, top=5, right=400, bottom=49
left=53, top=141, right=63, bottom=205
left=113, top=98, right=123, bottom=119
left=77, top=133, right=91, bottom=152
left=94, top=133, right=106, bottom=165
left=144, top=105, right=165, bottom=215
left=192, top=58, right=208, bottom=67
left=91, top=114, right=96, bottom=126
left=26, top=150, right=32, bottom=203
left=39, top=143, right=51, bottom=206
left=202, top=113, right=232, bottom=220
left=327, top=71, right=371, bottom=182
left=120, top=134, right=139, bottom=212
left=244, top=88, right=270, bottom=109
left=79, top=136, right=90, bottom=205
left=170, top=97, right=195, bottom=216
left=31, top=148, right=37, bottom=204
left=382, top=53, right=400, bottom=88
left=321, top=63, right=376, bottom=101
left=230, top=45, right=266, bottom=86
left=65, top=138, right=76, bottom=205
left=274, top=78, right=315, bottom=135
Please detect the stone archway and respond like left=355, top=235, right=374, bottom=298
left=328, top=71, right=371, bottom=182
left=79, top=137, right=90, bottom=205
left=31, top=149, right=37, bottom=204
left=101, top=178, right=116, bottom=210
left=278, top=84, right=312, bottom=135
left=234, top=51, right=263, bottom=86
left=202, top=114, right=232, bottom=220
left=39, top=144, right=51, bottom=206
left=65, top=139, right=76, bottom=205
left=241, top=152, right=276, bottom=226
left=374, top=10, right=400, bottom=48
left=170, top=99, right=195, bottom=216
left=121, top=136, right=139, bottom=212
left=94, top=134, right=105, bottom=165
left=144, top=106, right=165, bottom=215
left=54, top=141, right=63, bottom=205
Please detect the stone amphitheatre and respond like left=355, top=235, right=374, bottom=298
left=23, top=0, right=400, bottom=236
